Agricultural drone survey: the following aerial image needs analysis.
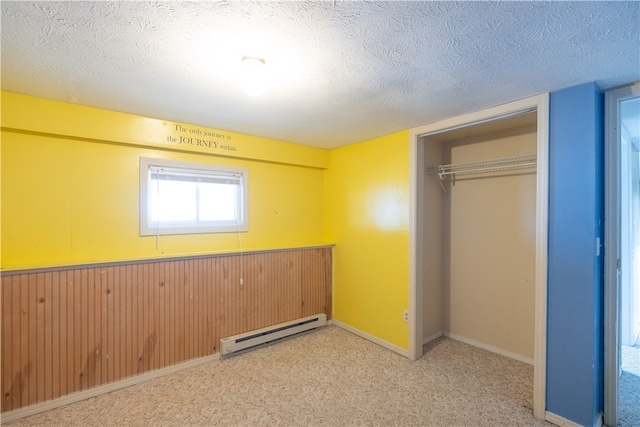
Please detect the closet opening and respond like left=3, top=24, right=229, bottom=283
left=409, top=94, right=549, bottom=420
left=422, top=110, right=537, bottom=362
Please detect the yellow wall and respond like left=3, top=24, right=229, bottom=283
left=1, top=91, right=327, bottom=169
left=324, top=131, right=411, bottom=350
left=2, top=91, right=414, bottom=352
left=1, top=92, right=328, bottom=269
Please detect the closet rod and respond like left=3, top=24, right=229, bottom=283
left=426, top=152, right=537, bottom=180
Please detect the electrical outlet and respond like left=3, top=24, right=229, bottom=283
left=403, top=309, right=409, bottom=323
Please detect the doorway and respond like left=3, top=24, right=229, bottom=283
left=604, top=82, right=640, bottom=427
left=408, top=94, right=549, bottom=420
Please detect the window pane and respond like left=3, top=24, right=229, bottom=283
left=150, top=179, right=197, bottom=222
left=140, top=157, right=248, bottom=235
left=199, top=182, right=238, bottom=221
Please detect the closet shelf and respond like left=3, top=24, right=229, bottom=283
left=426, top=152, right=537, bottom=180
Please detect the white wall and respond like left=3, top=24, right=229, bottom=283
left=621, top=130, right=640, bottom=346
left=422, top=138, right=444, bottom=338
left=632, top=147, right=640, bottom=344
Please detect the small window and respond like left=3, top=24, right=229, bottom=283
left=140, top=158, right=248, bottom=235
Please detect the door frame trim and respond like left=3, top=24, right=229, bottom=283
left=408, top=93, right=549, bottom=420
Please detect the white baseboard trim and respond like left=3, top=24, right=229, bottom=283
left=422, top=331, right=444, bottom=345
left=330, top=319, right=409, bottom=357
left=0, top=353, right=220, bottom=424
left=545, top=411, right=585, bottom=427
left=445, top=332, right=534, bottom=365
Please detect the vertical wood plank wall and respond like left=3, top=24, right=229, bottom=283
left=1, top=247, right=332, bottom=413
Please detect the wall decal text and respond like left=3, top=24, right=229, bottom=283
left=167, top=124, right=238, bottom=152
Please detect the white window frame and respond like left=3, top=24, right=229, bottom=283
left=140, top=157, right=248, bottom=236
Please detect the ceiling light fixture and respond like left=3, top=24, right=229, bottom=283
left=239, top=56, right=267, bottom=97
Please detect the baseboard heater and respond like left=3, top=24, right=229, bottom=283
left=220, top=313, right=327, bottom=357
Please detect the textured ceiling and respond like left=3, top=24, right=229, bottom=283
left=1, top=1, right=639, bottom=149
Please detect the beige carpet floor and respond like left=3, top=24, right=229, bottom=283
left=620, top=344, right=640, bottom=427
left=6, top=325, right=552, bottom=426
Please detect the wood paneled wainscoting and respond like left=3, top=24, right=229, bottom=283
left=1, top=246, right=332, bottom=415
